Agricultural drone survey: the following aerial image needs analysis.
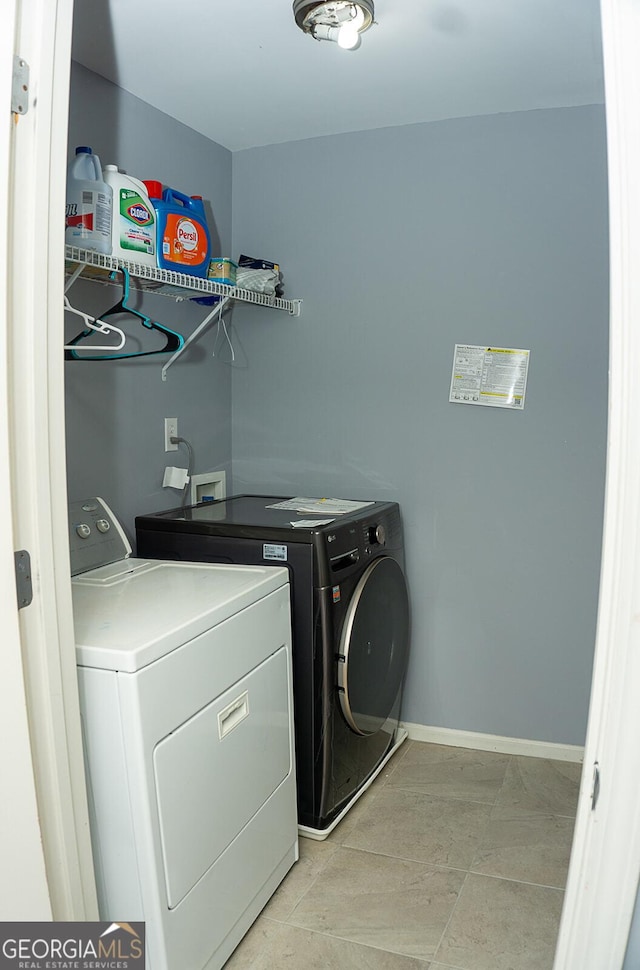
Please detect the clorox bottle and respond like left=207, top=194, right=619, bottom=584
left=65, top=146, right=112, bottom=254
left=151, top=187, right=211, bottom=278
left=103, top=165, right=157, bottom=267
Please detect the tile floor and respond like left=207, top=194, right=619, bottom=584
left=224, top=741, right=582, bottom=970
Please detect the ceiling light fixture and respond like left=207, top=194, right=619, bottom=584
left=293, top=1, right=375, bottom=51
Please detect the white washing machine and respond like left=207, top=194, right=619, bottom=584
left=69, top=498, right=298, bottom=970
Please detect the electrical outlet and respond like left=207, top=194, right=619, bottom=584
left=164, top=417, right=178, bottom=451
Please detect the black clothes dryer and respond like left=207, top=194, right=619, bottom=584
left=135, top=495, right=410, bottom=836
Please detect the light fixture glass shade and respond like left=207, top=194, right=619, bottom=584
left=293, top=1, right=374, bottom=48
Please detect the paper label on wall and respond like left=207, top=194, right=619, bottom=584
left=449, top=345, right=530, bottom=409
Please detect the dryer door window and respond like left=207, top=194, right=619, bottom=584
left=337, top=556, right=409, bottom=736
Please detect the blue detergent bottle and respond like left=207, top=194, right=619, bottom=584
left=151, top=187, right=211, bottom=278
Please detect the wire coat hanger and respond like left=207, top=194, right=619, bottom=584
left=65, top=267, right=185, bottom=361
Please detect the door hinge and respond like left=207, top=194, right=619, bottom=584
left=12, top=55, right=30, bottom=116
left=15, top=550, right=33, bottom=609
left=591, top=761, right=601, bottom=810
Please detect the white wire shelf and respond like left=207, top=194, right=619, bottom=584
left=64, top=245, right=302, bottom=316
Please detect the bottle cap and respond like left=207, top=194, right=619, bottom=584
left=143, top=180, right=163, bottom=199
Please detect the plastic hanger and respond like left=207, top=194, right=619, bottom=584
left=65, top=267, right=185, bottom=361
left=63, top=294, right=126, bottom=353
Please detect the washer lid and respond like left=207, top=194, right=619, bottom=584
left=72, top=559, right=288, bottom=672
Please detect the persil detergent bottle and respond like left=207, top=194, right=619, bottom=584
left=65, top=146, right=112, bottom=254
left=150, top=186, right=211, bottom=278
left=102, top=164, right=156, bottom=267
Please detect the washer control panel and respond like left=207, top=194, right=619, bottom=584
left=69, top=497, right=131, bottom=576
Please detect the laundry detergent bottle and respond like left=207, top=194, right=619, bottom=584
left=65, top=146, right=112, bottom=254
left=152, top=187, right=211, bottom=278
left=102, top=164, right=156, bottom=267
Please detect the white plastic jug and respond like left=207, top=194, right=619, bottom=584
left=65, top=146, right=112, bottom=254
left=103, top=164, right=157, bottom=267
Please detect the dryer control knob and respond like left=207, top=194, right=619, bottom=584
left=96, top=519, right=111, bottom=533
left=76, top=524, right=91, bottom=539
left=368, top=524, right=386, bottom=546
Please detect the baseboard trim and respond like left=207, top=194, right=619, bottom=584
left=400, top=721, right=584, bottom=763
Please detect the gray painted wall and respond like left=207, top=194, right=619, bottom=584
left=231, top=106, right=609, bottom=744
left=65, top=68, right=608, bottom=743
left=66, top=64, right=233, bottom=541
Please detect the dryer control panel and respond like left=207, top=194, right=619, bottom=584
left=68, top=497, right=131, bottom=576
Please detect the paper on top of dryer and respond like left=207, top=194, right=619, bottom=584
left=289, top=518, right=335, bottom=528
left=267, top=497, right=374, bottom=514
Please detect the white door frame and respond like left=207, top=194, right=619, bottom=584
left=3, top=0, right=98, bottom=919
left=0, top=0, right=51, bottom=919
left=553, top=0, right=640, bottom=965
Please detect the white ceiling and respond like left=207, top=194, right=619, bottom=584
left=71, top=0, right=605, bottom=153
